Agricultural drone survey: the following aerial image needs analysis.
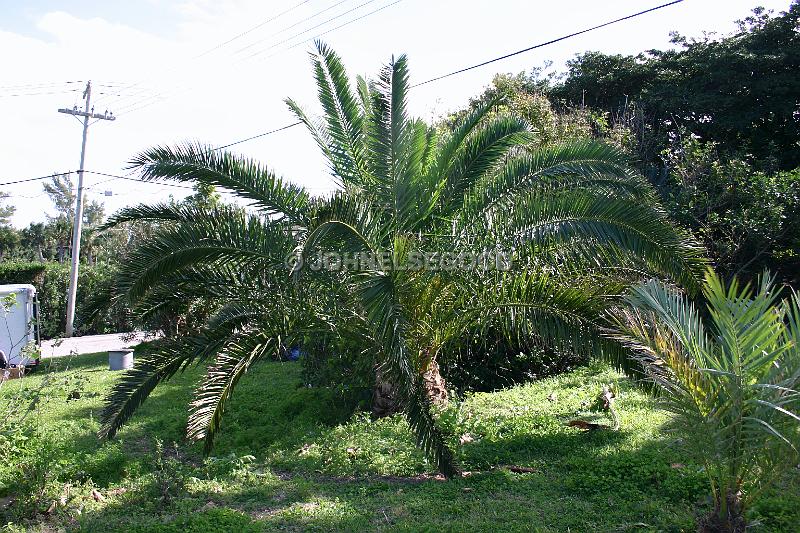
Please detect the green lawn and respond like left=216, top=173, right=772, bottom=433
left=1, top=352, right=798, bottom=532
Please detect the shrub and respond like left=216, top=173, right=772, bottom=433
left=612, top=270, right=800, bottom=532
left=439, top=327, right=585, bottom=393
left=0, top=261, right=134, bottom=338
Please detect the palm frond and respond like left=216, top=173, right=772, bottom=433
left=463, top=139, right=653, bottom=217
left=429, top=96, right=502, bottom=184
left=128, top=143, right=310, bottom=223
left=309, top=40, right=370, bottom=187
left=99, top=333, right=229, bottom=439
left=439, top=114, right=533, bottom=214
left=485, top=189, right=707, bottom=292
left=115, top=205, right=292, bottom=302
left=187, top=330, right=280, bottom=452
left=100, top=202, right=197, bottom=230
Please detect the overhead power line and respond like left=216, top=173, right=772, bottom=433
left=0, top=89, right=81, bottom=98
left=244, top=0, right=406, bottom=65
left=413, top=0, right=685, bottom=87
left=112, top=1, right=358, bottom=115
left=0, top=170, right=194, bottom=192
left=0, top=171, right=73, bottom=187
left=202, top=0, right=685, bottom=151
left=195, top=0, right=313, bottom=59
left=243, top=0, right=380, bottom=59
left=212, top=121, right=303, bottom=151
left=282, top=0, right=403, bottom=53
left=0, top=80, right=84, bottom=91
left=233, top=0, right=350, bottom=55
left=113, top=0, right=400, bottom=117
left=83, top=170, right=196, bottom=190
left=99, top=0, right=345, bottom=113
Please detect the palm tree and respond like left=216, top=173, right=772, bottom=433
left=611, top=271, right=800, bottom=532
left=98, top=42, right=706, bottom=477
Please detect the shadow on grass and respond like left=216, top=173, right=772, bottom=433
left=22, top=357, right=800, bottom=532
left=71, top=430, right=711, bottom=532
left=44, top=359, right=359, bottom=488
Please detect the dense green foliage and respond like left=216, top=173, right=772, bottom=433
left=0, top=262, right=46, bottom=284
left=551, top=3, right=800, bottom=171
left=96, top=42, right=705, bottom=478
left=0, top=261, right=132, bottom=339
left=458, top=4, right=800, bottom=285
left=1, top=174, right=106, bottom=263
left=2, top=353, right=798, bottom=531
left=612, top=271, right=800, bottom=531
left=662, top=135, right=800, bottom=284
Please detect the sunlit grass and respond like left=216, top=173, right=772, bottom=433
left=0, top=353, right=797, bottom=531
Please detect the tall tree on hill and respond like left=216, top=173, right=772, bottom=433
left=42, top=173, right=105, bottom=263
left=551, top=2, right=800, bottom=170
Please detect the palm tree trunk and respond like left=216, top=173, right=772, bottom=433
left=421, top=357, right=448, bottom=406
left=371, top=365, right=400, bottom=418
left=699, top=490, right=746, bottom=533
left=371, top=355, right=448, bottom=419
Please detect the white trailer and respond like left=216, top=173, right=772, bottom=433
left=0, top=284, right=40, bottom=367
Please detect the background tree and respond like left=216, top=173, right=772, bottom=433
left=0, top=190, right=19, bottom=259
left=19, top=223, right=47, bottom=262
left=41, top=173, right=105, bottom=263
left=551, top=2, right=800, bottom=170
left=662, top=133, right=800, bottom=284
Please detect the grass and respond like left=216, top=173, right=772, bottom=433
left=0, top=352, right=798, bottom=532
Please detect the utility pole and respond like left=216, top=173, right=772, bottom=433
left=58, top=81, right=116, bottom=337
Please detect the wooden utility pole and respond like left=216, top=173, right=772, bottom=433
left=58, top=81, right=116, bottom=337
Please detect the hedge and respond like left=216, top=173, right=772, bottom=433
left=0, top=261, right=132, bottom=339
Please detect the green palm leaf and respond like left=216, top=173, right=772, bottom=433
left=129, top=143, right=310, bottom=222
left=187, top=330, right=281, bottom=452
left=610, top=270, right=800, bottom=523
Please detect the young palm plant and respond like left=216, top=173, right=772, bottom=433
left=611, top=271, right=800, bottom=532
left=98, top=41, right=706, bottom=478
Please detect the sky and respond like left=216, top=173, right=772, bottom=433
left=0, top=0, right=794, bottom=227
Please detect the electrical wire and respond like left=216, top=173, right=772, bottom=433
left=285, top=0, right=403, bottom=52
left=413, top=0, right=685, bottom=87
left=82, top=171, right=196, bottom=190
left=0, top=172, right=74, bottom=187
left=244, top=0, right=382, bottom=60
left=99, top=1, right=347, bottom=112
left=235, top=0, right=355, bottom=56
left=91, top=84, right=159, bottom=109
left=212, top=121, right=303, bottom=151
left=194, top=0, right=313, bottom=59
left=115, top=0, right=397, bottom=117
left=0, top=89, right=81, bottom=98
left=110, top=0, right=359, bottom=115
left=0, top=80, right=84, bottom=91
left=209, top=0, right=686, bottom=148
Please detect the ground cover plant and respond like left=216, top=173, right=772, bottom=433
left=2, top=352, right=798, bottom=531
